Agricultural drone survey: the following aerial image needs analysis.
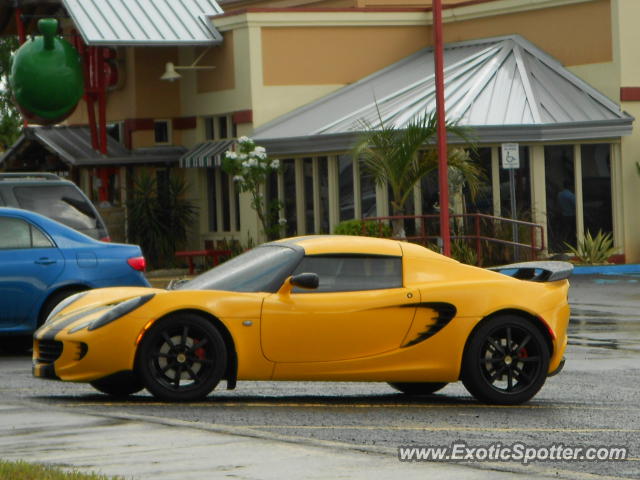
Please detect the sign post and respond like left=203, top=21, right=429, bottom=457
left=501, top=143, right=520, bottom=261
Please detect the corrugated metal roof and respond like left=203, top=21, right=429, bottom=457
left=62, top=0, right=224, bottom=46
left=179, top=139, right=235, bottom=168
left=253, top=35, right=633, bottom=152
left=0, top=126, right=185, bottom=167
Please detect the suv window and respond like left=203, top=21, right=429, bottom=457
left=13, top=185, right=100, bottom=233
left=292, top=255, right=403, bottom=292
left=0, top=217, right=53, bottom=249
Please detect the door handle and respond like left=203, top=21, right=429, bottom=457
left=35, top=258, right=57, bottom=266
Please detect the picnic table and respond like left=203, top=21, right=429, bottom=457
left=175, top=249, right=232, bottom=274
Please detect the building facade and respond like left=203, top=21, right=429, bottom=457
left=2, top=0, right=639, bottom=262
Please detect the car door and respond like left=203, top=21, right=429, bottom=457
left=261, top=254, right=419, bottom=363
left=0, top=216, right=64, bottom=329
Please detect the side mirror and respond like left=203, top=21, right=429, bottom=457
left=290, top=272, right=319, bottom=290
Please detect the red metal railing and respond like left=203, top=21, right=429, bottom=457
left=361, top=213, right=545, bottom=266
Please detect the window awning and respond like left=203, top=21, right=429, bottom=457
left=179, top=140, right=235, bottom=168
left=0, top=126, right=185, bottom=168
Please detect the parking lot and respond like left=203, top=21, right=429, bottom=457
left=1, top=273, right=639, bottom=479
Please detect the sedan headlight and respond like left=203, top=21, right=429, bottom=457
left=87, top=294, right=155, bottom=331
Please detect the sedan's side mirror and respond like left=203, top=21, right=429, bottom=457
left=290, top=272, right=319, bottom=290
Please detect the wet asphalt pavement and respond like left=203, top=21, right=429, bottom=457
left=0, top=273, right=639, bottom=479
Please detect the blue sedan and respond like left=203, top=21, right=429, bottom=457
left=0, top=207, right=150, bottom=350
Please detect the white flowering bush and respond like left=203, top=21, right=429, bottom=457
left=222, top=137, right=283, bottom=239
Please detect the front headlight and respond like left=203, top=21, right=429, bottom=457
left=45, top=292, right=88, bottom=324
left=87, top=294, right=155, bottom=331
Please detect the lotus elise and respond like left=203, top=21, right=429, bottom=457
left=33, top=235, right=571, bottom=404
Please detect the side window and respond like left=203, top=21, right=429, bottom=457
left=0, top=217, right=53, bottom=249
left=293, top=255, right=402, bottom=293
left=0, top=217, right=32, bottom=249
left=32, top=225, right=54, bottom=248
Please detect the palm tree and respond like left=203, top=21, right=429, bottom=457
left=353, top=111, right=482, bottom=238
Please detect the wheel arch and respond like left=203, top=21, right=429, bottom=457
left=38, top=284, right=90, bottom=325
left=459, top=308, right=554, bottom=380
left=136, top=308, right=238, bottom=389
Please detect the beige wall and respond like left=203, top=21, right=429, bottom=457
left=613, top=0, right=640, bottom=262
left=197, top=32, right=236, bottom=93
left=444, top=0, right=611, bottom=67
left=262, top=26, right=430, bottom=85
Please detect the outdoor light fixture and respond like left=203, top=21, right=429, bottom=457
left=160, top=49, right=215, bottom=81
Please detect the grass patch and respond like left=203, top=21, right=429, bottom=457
left=0, top=460, right=122, bottom=480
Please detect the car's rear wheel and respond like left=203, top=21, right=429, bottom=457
left=90, top=373, right=144, bottom=398
left=136, top=314, right=227, bottom=402
left=388, top=382, right=448, bottom=395
left=462, top=315, right=550, bottom=405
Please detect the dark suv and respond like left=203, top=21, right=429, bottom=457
left=0, top=173, right=110, bottom=241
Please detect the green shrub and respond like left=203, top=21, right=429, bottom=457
left=333, top=219, right=392, bottom=237
left=565, top=230, right=615, bottom=265
left=451, top=239, right=478, bottom=265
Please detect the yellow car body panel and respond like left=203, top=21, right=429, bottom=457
left=33, top=235, right=570, bottom=402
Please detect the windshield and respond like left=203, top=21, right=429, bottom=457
left=178, top=245, right=303, bottom=292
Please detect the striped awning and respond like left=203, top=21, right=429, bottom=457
left=179, top=139, right=235, bottom=168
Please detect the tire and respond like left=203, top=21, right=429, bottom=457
left=135, top=313, right=227, bottom=402
left=388, top=382, right=448, bottom=395
left=90, top=373, right=144, bottom=398
left=0, top=336, right=33, bottom=354
left=462, top=315, right=550, bottom=405
left=39, top=288, right=86, bottom=326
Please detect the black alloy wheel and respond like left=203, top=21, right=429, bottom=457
left=136, top=314, right=227, bottom=402
left=388, top=382, right=448, bottom=395
left=462, top=315, right=550, bottom=405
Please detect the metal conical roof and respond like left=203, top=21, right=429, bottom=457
left=254, top=35, right=632, bottom=154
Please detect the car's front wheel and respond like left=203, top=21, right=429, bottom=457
left=136, top=313, right=227, bottom=402
left=388, top=382, right=448, bottom=395
left=462, top=315, right=550, bottom=405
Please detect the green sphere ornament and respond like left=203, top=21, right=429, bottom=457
left=10, top=18, right=84, bottom=124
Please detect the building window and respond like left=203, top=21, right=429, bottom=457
left=545, top=145, right=575, bottom=251
left=318, top=157, right=330, bottom=233
left=464, top=147, right=493, bottom=214
left=581, top=144, right=612, bottom=237
left=303, top=158, right=314, bottom=234
left=107, top=122, right=124, bottom=144
left=282, top=159, right=297, bottom=236
left=203, top=115, right=233, bottom=140
left=218, top=116, right=228, bottom=139
left=154, top=120, right=170, bottom=144
left=207, top=169, right=218, bottom=232
left=221, top=170, right=231, bottom=231
left=360, top=163, right=376, bottom=219
left=338, top=155, right=354, bottom=222
left=204, top=117, right=215, bottom=140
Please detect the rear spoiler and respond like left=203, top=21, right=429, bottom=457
left=488, top=261, right=573, bottom=282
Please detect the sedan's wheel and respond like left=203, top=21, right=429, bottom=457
left=90, top=373, right=144, bottom=398
left=462, top=315, right=549, bottom=405
left=136, top=314, right=227, bottom=402
left=388, top=382, right=447, bottom=395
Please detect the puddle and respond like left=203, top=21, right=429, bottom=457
left=568, top=307, right=640, bottom=354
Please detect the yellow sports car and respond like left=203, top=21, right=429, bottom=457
left=33, top=235, right=571, bottom=404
